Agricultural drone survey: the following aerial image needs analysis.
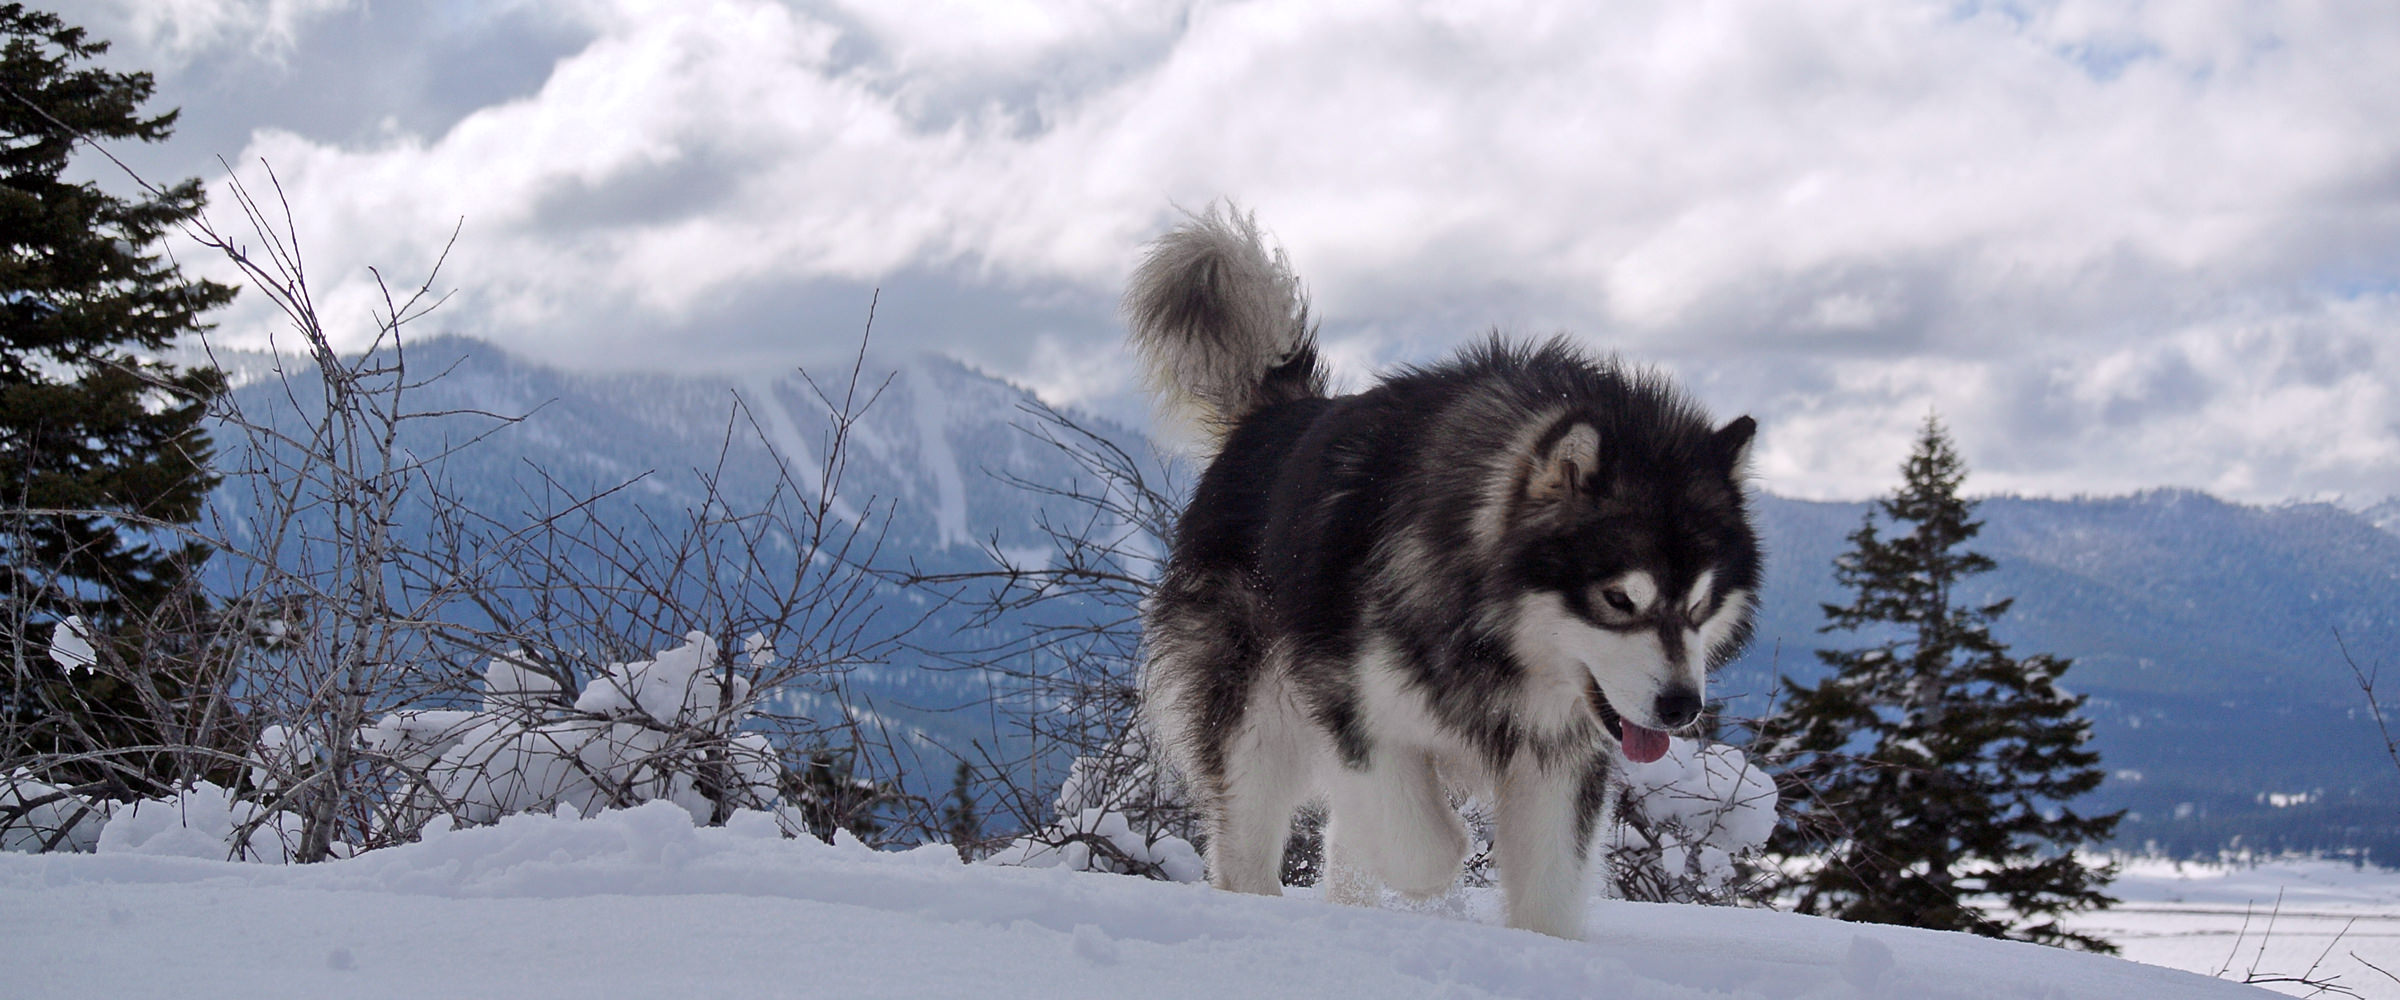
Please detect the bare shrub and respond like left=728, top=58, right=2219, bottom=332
left=896, top=401, right=1201, bottom=875
left=4, top=160, right=919, bottom=859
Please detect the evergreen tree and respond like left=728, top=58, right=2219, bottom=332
left=942, top=760, right=981, bottom=861
left=1752, top=415, right=2120, bottom=951
left=3, top=5, right=236, bottom=788
left=782, top=749, right=893, bottom=844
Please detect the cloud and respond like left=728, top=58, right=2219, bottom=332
left=83, top=0, right=356, bottom=68
left=1726, top=293, right=2400, bottom=501
left=122, top=0, right=2400, bottom=503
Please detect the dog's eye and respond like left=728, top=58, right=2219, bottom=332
left=1602, top=588, right=1637, bottom=614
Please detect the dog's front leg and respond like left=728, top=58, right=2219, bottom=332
left=1323, top=749, right=1469, bottom=902
left=1493, top=750, right=1613, bottom=938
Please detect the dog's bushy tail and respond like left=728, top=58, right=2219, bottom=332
left=1124, top=205, right=1326, bottom=436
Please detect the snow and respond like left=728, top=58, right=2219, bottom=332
left=902, top=361, right=973, bottom=550
left=2058, top=856, right=2400, bottom=999
left=734, top=371, right=865, bottom=527
left=26, top=634, right=797, bottom=870
left=42, top=614, right=95, bottom=674
left=92, top=781, right=301, bottom=864
left=1617, top=738, right=1779, bottom=892
left=0, top=802, right=2298, bottom=999
left=571, top=630, right=752, bottom=721
left=985, top=806, right=1205, bottom=883
left=0, top=772, right=105, bottom=853
left=366, top=633, right=783, bottom=829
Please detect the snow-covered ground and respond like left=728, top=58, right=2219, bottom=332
left=2061, top=856, right=2400, bottom=1000
left=2, top=802, right=2353, bottom=1000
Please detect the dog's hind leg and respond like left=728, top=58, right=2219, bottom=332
left=1493, top=749, right=1614, bottom=939
left=1323, top=749, right=1468, bottom=902
left=1204, top=675, right=1316, bottom=895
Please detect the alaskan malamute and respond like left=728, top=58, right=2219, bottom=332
left=1129, top=207, right=1761, bottom=938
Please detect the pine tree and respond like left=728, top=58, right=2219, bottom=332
left=942, top=760, right=981, bottom=861
left=1752, top=415, right=2120, bottom=951
left=3, top=5, right=236, bottom=788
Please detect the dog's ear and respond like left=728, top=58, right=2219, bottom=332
left=1527, top=422, right=1601, bottom=504
left=1709, top=416, right=1756, bottom=479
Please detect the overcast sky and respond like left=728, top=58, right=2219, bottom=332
left=55, top=0, right=2400, bottom=504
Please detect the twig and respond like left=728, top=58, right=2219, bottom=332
left=2337, top=629, right=2399, bottom=780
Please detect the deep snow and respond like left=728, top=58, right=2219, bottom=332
left=0, top=802, right=2302, bottom=999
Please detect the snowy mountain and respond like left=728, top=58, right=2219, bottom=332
left=203, top=335, right=1125, bottom=564
left=2368, top=497, right=2400, bottom=538
left=0, top=801, right=2302, bottom=1000
left=204, top=338, right=2400, bottom=856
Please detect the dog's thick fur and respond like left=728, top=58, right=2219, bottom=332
left=1129, top=207, right=1761, bottom=938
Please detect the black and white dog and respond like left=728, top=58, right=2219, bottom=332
left=1129, top=208, right=1761, bottom=937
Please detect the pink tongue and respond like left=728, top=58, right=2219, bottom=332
left=1620, top=721, right=1671, bottom=764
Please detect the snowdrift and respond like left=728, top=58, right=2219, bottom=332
left=0, top=801, right=2271, bottom=999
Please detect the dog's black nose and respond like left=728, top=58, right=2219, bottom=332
left=1653, top=688, right=1703, bottom=729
